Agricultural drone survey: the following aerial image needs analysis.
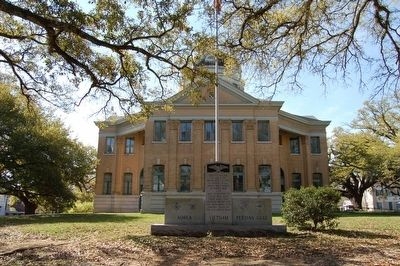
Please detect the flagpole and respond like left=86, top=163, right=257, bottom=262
left=214, top=1, right=220, bottom=163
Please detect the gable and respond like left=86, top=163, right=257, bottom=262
left=170, top=77, right=259, bottom=106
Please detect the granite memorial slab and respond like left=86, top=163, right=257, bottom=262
left=232, top=198, right=272, bottom=225
left=164, top=197, right=204, bottom=225
left=205, top=163, right=232, bottom=225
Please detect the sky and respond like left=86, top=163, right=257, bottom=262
left=273, top=80, right=369, bottom=135
left=60, top=75, right=370, bottom=148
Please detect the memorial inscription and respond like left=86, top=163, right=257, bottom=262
left=205, top=163, right=232, bottom=224
left=232, top=198, right=272, bottom=225
left=165, top=198, right=204, bottom=225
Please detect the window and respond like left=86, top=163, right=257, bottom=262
left=153, top=120, right=166, bottom=142
left=376, top=202, right=382, bottom=210
left=103, top=173, right=112, bottom=194
left=125, top=137, right=134, bottom=154
left=375, top=189, right=384, bottom=196
left=312, top=173, right=323, bottom=187
left=105, top=137, right=115, bottom=154
left=123, top=173, right=132, bottom=195
left=179, top=165, right=191, bottom=192
left=179, top=121, right=192, bottom=142
left=257, top=120, right=270, bottom=141
left=152, top=165, right=165, bottom=192
left=233, top=165, right=244, bottom=192
left=292, top=173, right=301, bottom=189
left=290, top=137, right=300, bottom=154
left=259, top=165, right=272, bottom=192
left=204, top=121, right=215, bottom=141
left=310, top=136, right=321, bottom=154
left=280, top=168, right=285, bottom=192
left=232, top=121, right=243, bottom=142
left=139, top=169, right=144, bottom=193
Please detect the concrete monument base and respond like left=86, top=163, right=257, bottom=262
left=151, top=224, right=287, bottom=237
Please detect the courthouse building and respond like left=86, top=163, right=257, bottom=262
left=93, top=58, right=330, bottom=213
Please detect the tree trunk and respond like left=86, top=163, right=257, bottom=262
left=19, top=196, right=38, bottom=215
left=353, top=194, right=363, bottom=210
left=24, top=201, right=38, bottom=214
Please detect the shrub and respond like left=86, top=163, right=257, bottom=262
left=282, top=186, right=341, bottom=230
left=67, top=201, right=94, bottom=214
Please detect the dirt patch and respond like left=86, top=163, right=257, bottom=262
left=0, top=228, right=399, bottom=265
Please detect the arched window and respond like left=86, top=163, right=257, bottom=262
left=259, top=165, right=272, bottom=192
left=123, top=173, right=132, bottom=195
left=233, top=165, right=244, bottom=192
left=292, top=173, right=302, bottom=189
left=179, top=165, right=191, bottom=192
left=312, top=173, right=323, bottom=187
left=103, top=173, right=112, bottom=194
left=280, top=168, right=285, bottom=192
left=152, top=165, right=165, bottom=192
left=139, top=169, right=144, bottom=192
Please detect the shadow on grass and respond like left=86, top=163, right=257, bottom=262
left=125, top=231, right=304, bottom=251
left=125, top=233, right=341, bottom=266
left=0, top=213, right=143, bottom=226
left=125, top=227, right=396, bottom=265
left=337, top=211, right=400, bottom=218
left=323, top=228, right=394, bottom=239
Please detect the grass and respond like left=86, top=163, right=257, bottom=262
left=338, top=212, right=400, bottom=231
left=0, top=213, right=164, bottom=240
left=0, top=212, right=399, bottom=265
left=0, top=212, right=399, bottom=239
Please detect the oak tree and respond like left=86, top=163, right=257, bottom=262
left=0, top=0, right=200, bottom=114
left=0, top=83, right=97, bottom=214
left=0, top=0, right=398, bottom=113
left=220, top=0, right=399, bottom=95
left=329, top=128, right=397, bottom=208
left=351, top=95, right=400, bottom=195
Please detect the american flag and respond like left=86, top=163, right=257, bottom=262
left=214, top=0, right=221, bottom=13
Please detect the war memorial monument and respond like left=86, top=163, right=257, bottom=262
left=151, top=162, right=287, bottom=236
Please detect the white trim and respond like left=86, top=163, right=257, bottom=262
left=279, top=110, right=330, bottom=126
left=98, top=123, right=145, bottom=137
left=98, top=132, right=117, bottom=137
left=255, top=117, right=279, bottom=121
left=279, top=125, right=328, bottom=136
left=148, top=117, right=169, bottom=121
left=117, top=123, right=145, bottom=135
left=158, top=115, right=280, bottom=121
left=279, top=125, right=308, bottom=136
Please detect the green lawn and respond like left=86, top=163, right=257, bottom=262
left=1, top=212, right=399, bottom=239
left=337, top=212, right=400, bottom=231
left=0, top=212, right=399, bottom=265
left=0, top=213, right=164, bottom=240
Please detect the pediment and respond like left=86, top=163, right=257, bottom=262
left=170, top=78, right=259, bottom=106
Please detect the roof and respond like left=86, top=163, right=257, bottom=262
left=95, top=66, right=330, bottom=130
left=279, top=110, right=331, bottom=126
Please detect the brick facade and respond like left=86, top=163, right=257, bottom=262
left=94, top=64, right=330, bottom=213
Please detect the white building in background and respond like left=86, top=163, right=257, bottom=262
left=0, top=195, right=8, bottom=216
left=363, top=185, right=400, bottom=211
